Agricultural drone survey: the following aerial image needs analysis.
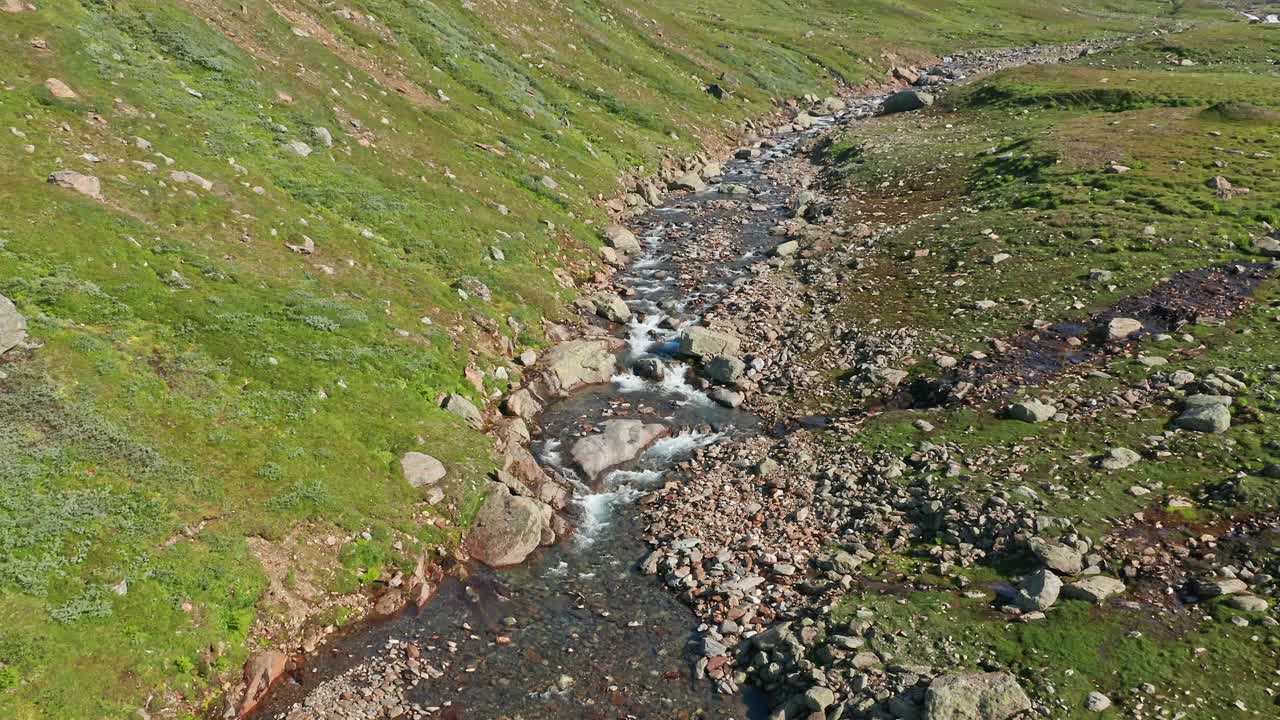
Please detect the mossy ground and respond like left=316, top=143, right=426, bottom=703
left=817, top=20, right=1280, bottom=717
left=0, top=0, right=1192, bottom=716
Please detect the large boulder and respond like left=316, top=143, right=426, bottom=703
left=670, top=172, right=705, bottom=192
left=602, top=224, right=642, bottom=255
left=882, top=90, right=934, bottom=114
left=541, top=339, right=619, bottom=395
left=1027, top=537, right=1083, bottom=574
left=0, top=294, right=27, bottom=355
left=1013, top=568, right=1062, bottom=611
left=593, top=292, right=632, bottom=323
left=442, top=393, right=484, bottom=429
left=571, top=419, right=668, bottom=481
left=678, top=327, right=742, bottom=360
left=1174, top=403, right=1230, bottom=433
left=48, top=170, right=103, bottom=200
left=400, top=452, right=446, bottom=488
left=704, top=354, right=745, bottom=384
left=1008, top=399, right=1055, bottom=423
left=924, top=672, right=1032, bottom=720
left=468, top=482, right=548, bottom=567
left=501, top=387, right=543, bottom=420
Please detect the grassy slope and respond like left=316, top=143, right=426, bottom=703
left=0, top=0, right=1179, bottom=717
left=819, top=19, right=1280, bottom=718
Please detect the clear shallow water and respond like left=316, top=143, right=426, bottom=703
left=252, top=112, right=837, bottom=720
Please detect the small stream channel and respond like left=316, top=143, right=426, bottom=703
left=251, top=111, right=841, bottom=720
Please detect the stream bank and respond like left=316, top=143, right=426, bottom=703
left=247, top=39, right=1135, bottom=720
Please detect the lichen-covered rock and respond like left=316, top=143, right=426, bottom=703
left=924, top=672, right=1032, bottom=720
left=542, top=339, right=619, bottom=394
left=678, top=327, right=741, bottom=359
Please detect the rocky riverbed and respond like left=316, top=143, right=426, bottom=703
left=248, top=32, right=1280, bottom=720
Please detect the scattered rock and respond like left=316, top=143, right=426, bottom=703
left=1085, top=691, right=1112, bottom=712
left=44, top=78, right=78, bottom=99
left=1102, top=317, right=1143, bottom=342
left=1174, top=403, right=1230, bottom=433
left=1098, top=447, right=1140, bottom=470
left=442, top=393, right=484, bottom=429
left=1008, top=399, right=1055, bottom=423
left=400, top=452, right=446, bottom=488
left=47, top=170, right=102, bottom=200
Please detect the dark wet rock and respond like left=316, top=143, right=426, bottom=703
left=882, top=90, right=934, bottom=114
left=634, top=356, right=666, bottom=380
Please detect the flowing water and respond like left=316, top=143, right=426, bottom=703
left=252, top=111, right=842, bottom=720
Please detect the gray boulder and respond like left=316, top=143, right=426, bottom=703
left=602, top=224, right=642, bottom=255
left=1063, top=576, right=1126, bottom=603
left=468, top=482, right=547, bottom=567
left=670, top=172, right=705, bottom=192
left=570, top=419, right=668, bottom=481
left=709, top=387, right=744, bottom=408
left=1008, top=399, right=1055, bottom=423
left=1027, top=537, right=1083, bottom=574
left=1174, top=403, right=1230, bottom=433
left=1103, top=317, right=1143, bottom=341
left=593, top=292, right=632, bottom=323
left=678, top=327, right=742, bottom=359
left=704, top=354, right=745, bottom=384
left=882, top=90, right=934, bottom=114
left=48, top=170, right=103, bottom=200
left=443, top=393, right=484, bottom=429
left=1013, top=568, right=1062, bottom=611
left=0, top=294, right=27, bottom=355
left=542, top=339, right=619, bottom=394
left=400, top=452, right=446, bottom=488
left=924, top=672, right=1032, bottom=720
left=1099, top=447, right=1141, bottom=470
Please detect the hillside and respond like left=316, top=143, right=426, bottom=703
left=0, top=0, right=1216, bottom=718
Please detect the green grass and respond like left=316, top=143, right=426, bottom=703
left=0, top=0, right=1207, bottom=716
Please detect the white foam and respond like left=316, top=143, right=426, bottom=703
left=538, top=438, right=564, bottom=467
left=611, top=364, right=712, bottom=405
left=644, top=430, right=723, bottom=461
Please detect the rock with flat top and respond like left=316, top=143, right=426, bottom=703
left=45, top=78, right=77, bottom=99
left=679, top=327, right=741, bottom=359
left=571, top=419, right=668, bottom=480
left=1064, top=576, right=1126, bottom=603
left=542, top=339, right=618, bottom=394
left=602, top=224, right=641, bottom=255
left=1102, top=317, right=1143, bottom=341
left=924, top=672, right=1032, bottom=720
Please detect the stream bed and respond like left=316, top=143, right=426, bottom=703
left=250, top=106, right=840, bottom=720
